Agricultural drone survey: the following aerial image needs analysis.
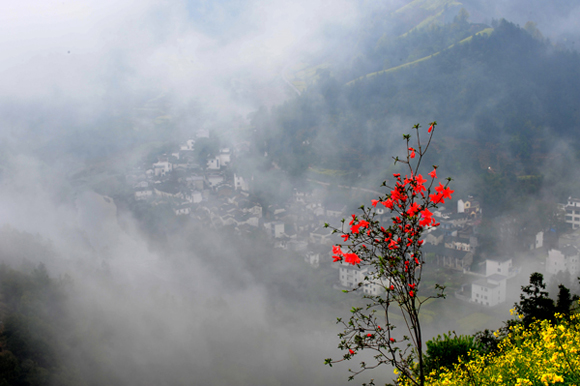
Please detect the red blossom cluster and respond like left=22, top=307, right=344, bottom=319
left=332, top=245, right=361, bottom=265
left=331, top=167, right=453, bottom=268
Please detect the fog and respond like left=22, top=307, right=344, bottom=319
left=1, top=1, right=580, bottom=385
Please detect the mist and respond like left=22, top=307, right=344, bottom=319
left=1, top=1, right=580, bottom=385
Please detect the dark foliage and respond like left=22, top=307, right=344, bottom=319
left=515, top=273, right=556, bottom=326
left=424, top=332, right=483, bottom=375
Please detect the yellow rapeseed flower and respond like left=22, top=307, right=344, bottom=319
left=419, top=313, right=580, bottom=386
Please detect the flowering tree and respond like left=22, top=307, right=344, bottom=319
left=324, top=123, right=453, bottom=386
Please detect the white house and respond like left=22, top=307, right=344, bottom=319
left=134, top=189, right=153, bottom=201
left=180, top=139, right=195, bottom=151
left=243, top=215, right=260, bottom=227
left=338, top=263, right=383, bottom=296
left=471, top=274, right=507, bottom=307
left=458, top=197, right=481, bottom=217
left=245, top=204, right=262, bottom=219
left=184, top=190, right=203, bottom=204
left=546, top=246, right=580, bottom=277
left=469, top=257, right=518, bottom=307
left=309, top=226, right=333, bottom=245
left=206, top=174, right=224, bottom=187
left=153, top=161, right=172, bottom=176
left=293, top=189, right=311, bottom=203
left=186, top=176, right=205, bottom=191
left=485, top=258, right=518, bottom=278
left=531, top=231, right=544, bottom=250
left=234, top=174, right=249, bottom=191
left=306, top=202, right=325, bottom=217
left=444, top=238, right=472, bottom=252
left=564, top=197, right=580, bottom=229
left=207, top=157, right=220, bottom=170
left=304, top=251, right=320, bottom=268
left=264, top=221, right=285, bottom=238
left=174, top=204, right=191, bottom=216
left=219, top=148, right=231, bottom=166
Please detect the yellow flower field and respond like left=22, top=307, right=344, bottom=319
left=399, top=311, right=580, bottom=386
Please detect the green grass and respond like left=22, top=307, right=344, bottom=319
left=346, top=28, right=494, bottom=86
left=395, top=0, right=462, bottom=14
left=456, top=312, right=492, bottom=332
left=396, top=0, right=463, bottom=37
left=285, top=62, right=332, bottom=92
left=307, top=167, right=349, bottom=177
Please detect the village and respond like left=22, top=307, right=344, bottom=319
left=123, top=134, right=580, bottom=308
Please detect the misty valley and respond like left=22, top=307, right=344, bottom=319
left=1, top=0, right=580, bottom=385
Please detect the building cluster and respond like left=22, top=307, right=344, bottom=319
left=126, top=137, right=269, bottom=231
left=452, top=197, right=580, bottom=308
left=422, top=197, right=482, bottom=272
left=124, top=136, right=346, bottom=272
left=126, top=141, right=580, bottom=306
left=545, top=230, right=580, bottom=279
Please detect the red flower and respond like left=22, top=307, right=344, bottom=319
left=367, top=333, right=373, bottom=337
left=391, top=189, right=402, bottom=203
left=409, top=283, right=416, bottom=289
left=377, top=325, right=382, bottom=330
left=406, top=202, right=421, bottom=217
left=341, top=234, right=349, bottom=242
left=332, top=245, right=344, bottom=262
left=351, top=220, right=370, bottom=233
left=419, top=208, right=433, bottom=227
left=390, top=337, right=395, bottom=342
left=344, top=253, right=361, bottom=265
left=409, top=290, right=414, bottom=297
left=429, top=168, right=437, bottom=179
left=430, top=192, right=444, bottom=204
left=382, top=199, right=394, bottom=210
left=428, top=124, right=433, bottom=133
left=390, top=285, right=394, bottom=290
left=413, top=174, right=427, bottom=194
left=409, top=148, right=416, bottom=159
left=371, top=199, right=380, bottom=207
left=435, top=182, right=454, bottom=200
left=349, top=349, right=355, bottom=354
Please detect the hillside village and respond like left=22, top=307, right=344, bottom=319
left=123, top=134, right=580, bottom=308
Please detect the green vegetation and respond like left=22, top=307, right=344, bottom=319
left=346, top=28, right=494, bottom=85
left=424, top=332, right=483, bottom=374
left=0, top=264, right=79, bottom=386
left=408, top=313, right=580, bottom=386
left=251, top=16, right=580, bottom=237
